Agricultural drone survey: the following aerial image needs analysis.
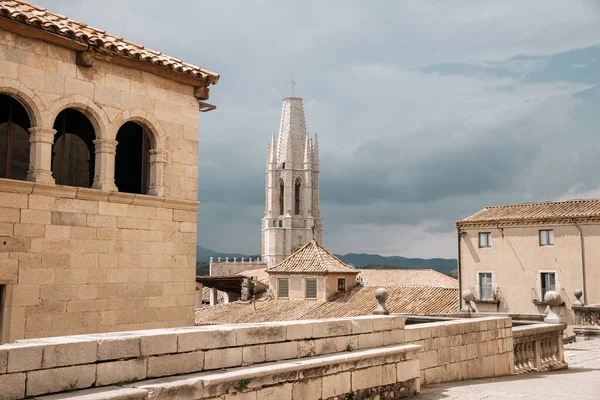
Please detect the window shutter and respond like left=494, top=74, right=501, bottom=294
left=306, top=279, right=317, bottom=299
left=548, top=230, right=554, bottom=245
left=278, top=278, right=289, bottom=298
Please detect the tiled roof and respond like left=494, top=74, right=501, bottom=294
left=0, top=1, right=219, bottom=85
left=266, top=240, right=359, bottom=275
left=457, top=199, right=600, bottom=227
left=201, top=287, right=225, bottom=303
left=358, top=269, right=458, bottom=289
left=195, top=286, right=459, bottom=325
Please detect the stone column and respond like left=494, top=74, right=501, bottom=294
left=195, top=282, right=203, bottom=308
left=92, top=139, right=118, bottom=191
left=148, top=149, right=167, bottom=196
left=209, top=287, right=217, bottom=306
left=27, top=127, right=56, bottom=184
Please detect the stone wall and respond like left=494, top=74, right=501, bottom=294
left=404, top=316, right=514, bottom=384
left=209, top=260, right=266, bottom=276
left=0, top=315, right=412, bottom=398
left=0, top=27, right=201, bottom=200
left=0, top=179, right=198, bottom=342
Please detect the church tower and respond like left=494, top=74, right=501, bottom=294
left=262, top=98, right=323, bottom=267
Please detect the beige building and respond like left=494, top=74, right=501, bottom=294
left=266, top=240, right=359, bottom=300
left=0, top=1, right=218, bottom=342
left=456, top=199, right=600, bottom=323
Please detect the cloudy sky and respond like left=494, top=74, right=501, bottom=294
left=38, top=1, right=600, bottom=258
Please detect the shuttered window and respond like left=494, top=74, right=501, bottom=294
left=479, top=272, right=493, bottom=300
left=278, top=278, right=289, bottom=298
left=306, top=279, right=317, bottom=299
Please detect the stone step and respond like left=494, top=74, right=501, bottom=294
left=35, top=343, right=422, bottom=400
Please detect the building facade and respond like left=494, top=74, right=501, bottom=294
left=261, top=98, right=323, bottom=267
left=456, top=199, right=600, bottom=325
left=0, top=1, right=218, bottom=342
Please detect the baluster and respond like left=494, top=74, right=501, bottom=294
left=514, top=343, right=521, bottom=373
left=527, top=341, right=535, bottom=371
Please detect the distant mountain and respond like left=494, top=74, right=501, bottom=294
left=336, top=253, right=456, bottom=275
left=196, top=246, right=457, bottom=276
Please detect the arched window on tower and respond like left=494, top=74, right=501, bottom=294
left=279, top=179, right=284, bottom=216
left=294, top=179, right=301, bottom=215
left=115, top=121, right=151, bottom=194
left=0, top=94, right=31, bottom=181
left=52, top=109, right=96, bottom=188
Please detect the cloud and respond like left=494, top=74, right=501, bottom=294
left=33, top=0, right=600, bottom=257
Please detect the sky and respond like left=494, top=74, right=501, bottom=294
left=36, top=0, right=600, bottom=258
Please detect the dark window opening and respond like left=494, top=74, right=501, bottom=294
left=294, top=179, right=301, bottom=215
left=52, top=109, right=95, bottom=188
left=338, top=278, right=346, bottom=292
left=0, top=94, right=31, bottom=180
left=541, top=272, right=556, bottom=299
left=278, top=220, right=283, bottom=228
left=115, top=121, right=151, bottom=194
left=279, top=180, right=284, bottom=215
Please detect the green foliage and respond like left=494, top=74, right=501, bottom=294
left=235, top=378, right=252, bottom=392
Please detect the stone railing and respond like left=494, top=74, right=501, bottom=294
left=512, top=324, right=567, bottom=374
left=573, top=305, right=600, bottom=340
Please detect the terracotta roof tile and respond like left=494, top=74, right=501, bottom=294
left=266, top=240, right=359, bottom=275
left=195, top=286, right=458, bottom=325
left=358, top=269, right=458, bottom=289
left=0, top=1, right=219, bottom=85
left=457, top=198, right=600, bottom=227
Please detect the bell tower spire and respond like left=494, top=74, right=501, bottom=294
left=261, top=97, right=324, bottom=267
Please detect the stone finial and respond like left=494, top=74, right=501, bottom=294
left=461, top=289, right=476, bottom=313
left=543, top=291, right=564, bottom=324
left=225, top=257, right=229, bottom=262
left=373, top=288, right=389, bottom=315
left=218, top=257, right=221, bottom=262
left=209, top=257, right=213, bottom=262
left=574, top=289, right=584, bottom=307
left=233, top=258, right=237, bottom=262
left=258, top=257, right=261, bottom=262
left=241, top=257, right=245, bottom=262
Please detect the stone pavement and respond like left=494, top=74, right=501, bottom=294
left=419, top=340, right=600, bottom=400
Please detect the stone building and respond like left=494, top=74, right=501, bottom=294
left=209, top=96, right=323, bottom=275
left=266, top=240, right=359, bottom=300
left=456, top=199, right=600, bottom=325
left=262, top=97, right=323, bottom=267
left=0, top=1, right=218, bottom=342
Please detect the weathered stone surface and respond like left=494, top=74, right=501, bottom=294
left=26, top=364, right=96, bottom=396
left=0, top=372, right=26, bottom=400
left=96, top=359, right=147, bottom=386
left=146, top=351, right=204, bottom=378
left=204, top=347, right=242, bottom=370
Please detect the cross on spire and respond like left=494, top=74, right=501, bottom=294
left=291, top=75, right=296, bottom=97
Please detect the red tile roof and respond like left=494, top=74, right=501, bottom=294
left=457, top=199, right=600, bottom=227
left=266, top=240, right=359, bottom=275
left=358, top=269, right=458, bottom=289
left=195, top=286, right=459, bottom=325
left=0, top=1, right=219, bottom=85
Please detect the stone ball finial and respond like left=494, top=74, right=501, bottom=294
left=574, top=289, right=582, bottom=300
left=218, top=257, right=221, bottom=262
left=462, top=289, right=475, bottom=302
left=373, top=288, right=390, bottom=315
left=543, top=291, right=562, bottom=307
left=209, top=257, right=213, bottom=262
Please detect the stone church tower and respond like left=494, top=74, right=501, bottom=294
left=262, top=98, right=323, bottom=267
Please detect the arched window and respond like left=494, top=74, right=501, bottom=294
left=294, top=179, right=301, bottom=215
left=279, top=179, right=284, bottom=216
left=115, top=122, right=151, bottom=194
left=0, top=94, right=31, bottom=180
left=52, top=109, right=95, bottom=188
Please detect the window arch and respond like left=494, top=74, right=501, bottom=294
left=51, top=109, right=96, bottom=188
left=0, top=94, right=31, bottom=180
left=294, top=178, right=301, bottom=215
left=115, top=121, right=151, bottom=194
left=279, top=179, right=284, bottom=216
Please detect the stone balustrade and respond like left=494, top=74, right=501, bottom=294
left=512, top=324, right=567, bottom=374
left=573, top=305, right=600, bottom=340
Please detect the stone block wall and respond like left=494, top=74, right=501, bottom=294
left=0, top=179, right=198, bottom=342
left=404, top=316, right=514, bottom=384
left=0, top=26, right=201, bottom=200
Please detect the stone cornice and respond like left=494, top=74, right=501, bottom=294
left=0, top=178, right=199, bottom=211
left=456, top=218, right=600, bottom=229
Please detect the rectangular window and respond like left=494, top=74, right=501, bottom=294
left=278, top=278, right=289, bottom=298
left=479, top=272, right=493, bottom=300
left=306, top=278, right=317, bottom=299
left=539, top=230, right=554, bottom=246
left=337, top=278, right=346, bottom=292
left=479, top=232, right=492, bottom=248
left=541, top=272, right=556, bottom=298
